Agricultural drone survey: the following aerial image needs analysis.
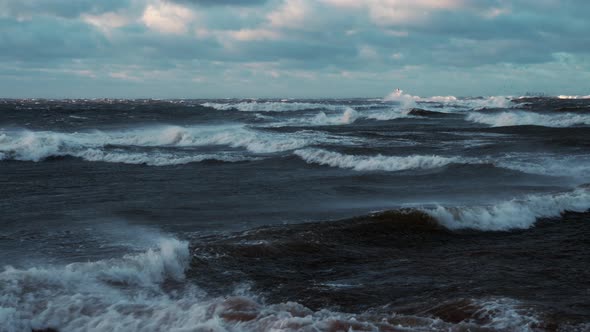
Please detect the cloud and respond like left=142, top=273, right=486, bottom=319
left=322, top=0, right=465, bottom=25
left=0, top=0, right=129, bottom=19
left=267, top=0, right=310, bottom=29
left=141, top=2, right=197, bottom=35
left=1, top=0, right=590, bottom=97
left=170, top=0, right=268, bottom=6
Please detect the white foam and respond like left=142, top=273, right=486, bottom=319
left=382, top=89, right=418, bottom=109
left=469, top=298, right=540, bottom=331
left=202, top=101, right=343, bottom=112
left=558, top=95, right=590, bottom=99
left=75, top=150, right=249, bottom=166
left=425, top=187, right=590, bottom=231
left=309, top=107, right=358, bottom=125
left=497, top=153, right=590, bottom=178
left=466, top=111, right=590, bottom=127
left=382, top=89, right=516, bottom=111
left=275, top=107, right=359, bottom=126
left=0, top=237, right=194, bottom=331
left=0, top=125, right=317, bottom=164
left=0, top=247, right=545, bottom=332
left=365, top=107, right=410, bottom=120
left=294, top=148, right=461, bottom=172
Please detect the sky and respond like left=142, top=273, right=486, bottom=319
left=0, top=0, right=589, bottom=98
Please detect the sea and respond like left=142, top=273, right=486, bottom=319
left=1, top=91, right=589, bottom=331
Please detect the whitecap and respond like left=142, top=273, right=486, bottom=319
left=294, top=148, right=462, bottom=172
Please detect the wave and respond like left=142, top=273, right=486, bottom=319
left=466, top=111, right=590, bottom=127
left=294, top=148, right=461, bottom=172
left=382, top=89, right=515, bottom=110
left=293, top=148, right=590, bottom=179
left=424, top=187, right=590, bottom=231
left=308, top=107, right=358, bottom=125
left=558, top=95, right=590, bottom=99
left=1, top=236, right=191, bottom=331
left=497, top=153, right=590, bottom=178
left=0, top=233, right=546, bottom=331
left=0, top=125, right=318, bottom=164
left=273, top=107, right=359, bottom=126
left=201, top=101, right=344, bottom=112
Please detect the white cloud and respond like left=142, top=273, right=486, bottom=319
left=141, top=2, right=196, bottom=35
left=82, top=12, right=131, bottom=34
left=267, top=0, right=310, bottom=29
left=322, top=0, right=464, bottom=25
left=228, top=28, right=282, bottom=41
left=358, top=45, right=379, bottom=59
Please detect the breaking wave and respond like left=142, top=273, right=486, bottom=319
left=382, top=89, right=515, bottom=110
left=273, top=107, right=359, bottom=126
left=497, top=153, right=590, bottom=178
left=0, top=125, right=321, bottom=164
left=425, top=187, right=590, bottom=231
left=202, top=101, right=344, bottom=112
left=0, top=233, right=548, bottom=331
left=294, top=148, right=461, bottom=172
left=558, top=95, right=590, bottom=99
left=466, top=111, right=590, bottom=127
left=0, top=236, right=191, bottom=331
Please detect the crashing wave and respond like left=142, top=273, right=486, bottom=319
left=424, top=187, right=590, bottom=231
left=273, top=107, right=359, bottom=126
left=0, top=125, right=320, bottom=164
left=382, top=89, right=516, bottom=111
left=294, top=148, right=462, bottom=172
left=466, top=111, right=590, bottom=127
left=0, top=233, right=548, bottom=331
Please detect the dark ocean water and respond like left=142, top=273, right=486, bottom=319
left=1, top=92, right=589, bottom=331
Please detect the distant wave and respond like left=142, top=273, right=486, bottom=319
left=382, top=89, right=516, bottom=110
left=425, top=187, right=590, bottom=231
left=0, top=125, right=319, bottom=165
left=202, top=101, right=345, bottom=112
left=558, top=95, right=590, bottom=99
left=466, top=111, right=590, bottom=127
left=294, top=148, right=461, bottom=172
left=272, top=107, right=359, bottom=126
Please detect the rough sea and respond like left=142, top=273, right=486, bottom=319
left=1, top=91, right=589, bottom=331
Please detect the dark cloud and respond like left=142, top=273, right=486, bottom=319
left=0, top=0, right=129, bottom=18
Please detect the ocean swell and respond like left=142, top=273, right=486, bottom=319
left=0, top=125, right=318, bottom=164
left=294, top=148, right=461, bottom=172
left=466, top=111, right=590, bottom=127
left=425, top=187, right=590, bottom=231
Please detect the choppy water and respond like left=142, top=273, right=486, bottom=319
left=1, top=92, right=589, bottom=331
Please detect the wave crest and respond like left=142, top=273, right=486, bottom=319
left=425, top=187, right=590, bottom=231
left=202, top=101, right=344, bottom=112
left=0, top=125, right=317, bottom=164
left=466, top=111, right=590, bottom=127
left=294, top=148, right=460, bottom=172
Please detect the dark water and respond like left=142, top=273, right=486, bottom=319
left=1, top=93, right=589, bottom=331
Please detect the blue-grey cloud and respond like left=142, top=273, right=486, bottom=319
left=170, top=0, right=268, bottom=6
left=0, top=0, right=589, bottom=97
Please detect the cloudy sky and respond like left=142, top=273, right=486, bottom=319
left=0, top=0, right=588, bottom=98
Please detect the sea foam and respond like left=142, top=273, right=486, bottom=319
left=0, top=235, right=546, bottom=331
left=202, top=101, right=345, bottom=112
left=466, top=111, right=590, bottom=127
left=425, top=187, right=590, bottom=231
left=0, top=125, right=317, bottom=165
left=294, top=148, right=461, bottom=172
